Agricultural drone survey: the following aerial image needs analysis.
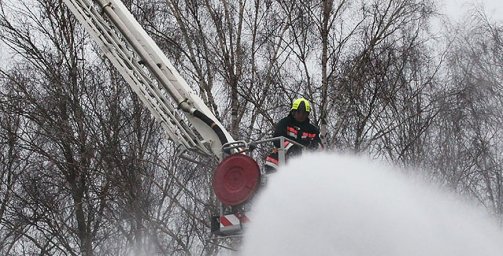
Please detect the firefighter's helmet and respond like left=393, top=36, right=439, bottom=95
left=291, top=98, right=311, bottom=112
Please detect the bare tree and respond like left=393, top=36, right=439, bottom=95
left=427, top=11, right=503, bottom=217
left=0, top=77, right=31, bottom=255
left=321, top=0, right=437, bottom=159
left=0, top=0, right=142, bottom=254
left=143, top=0, right=298, bottom=142
left=3, top=0, right=503, bottom=254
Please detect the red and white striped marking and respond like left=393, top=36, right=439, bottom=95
left=220, top=213, right=249, bottom=228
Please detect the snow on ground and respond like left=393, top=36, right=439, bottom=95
left=240, top=152, right=503, bottom=256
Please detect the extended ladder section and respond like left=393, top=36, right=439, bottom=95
left=64, top=0, right=264, bottom=237
left=63, top=0, right=234, bottom=159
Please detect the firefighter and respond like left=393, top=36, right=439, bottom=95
left=264, top=97, right=323, bottom=174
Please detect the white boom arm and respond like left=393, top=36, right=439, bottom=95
left=62, top=0, right=234, bottom=160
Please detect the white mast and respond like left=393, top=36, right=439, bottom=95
left=62, top=0, right=234, bottom=159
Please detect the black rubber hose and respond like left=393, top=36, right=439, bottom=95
left=193, top=110, right=229, bottom=146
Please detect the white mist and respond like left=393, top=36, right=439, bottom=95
left=240, top=152, right=503, bottom=256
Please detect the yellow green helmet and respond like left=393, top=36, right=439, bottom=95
left=291, top=98, right=311, bottom=112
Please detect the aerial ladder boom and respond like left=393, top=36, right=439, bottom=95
left=63, top=0, right=269, bottom=236
left=62, top=0, right=234, bottom=159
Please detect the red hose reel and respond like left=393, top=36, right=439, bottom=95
left=212, top=154, right=261, bottom=206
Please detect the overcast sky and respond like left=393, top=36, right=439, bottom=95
left=442, top=0, right=503, bottom=21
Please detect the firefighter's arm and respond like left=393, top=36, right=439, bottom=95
left=309, top=129, right=324, bottom=150
left=272, top=118, right=288, bottom=148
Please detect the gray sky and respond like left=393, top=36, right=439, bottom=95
left=442, top=0, right=503, bottom=21
left=0, top=42, right=8, bottom=70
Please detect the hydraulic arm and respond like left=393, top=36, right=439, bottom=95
left=62, top=0, right=234, bottom=159
left=63, top=0, right=268, bottom=236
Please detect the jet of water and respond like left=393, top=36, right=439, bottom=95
left=240, top=152, right=503, bottom=256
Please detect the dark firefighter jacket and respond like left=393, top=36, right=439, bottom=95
left=265, top=113, right=322, bottom=171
